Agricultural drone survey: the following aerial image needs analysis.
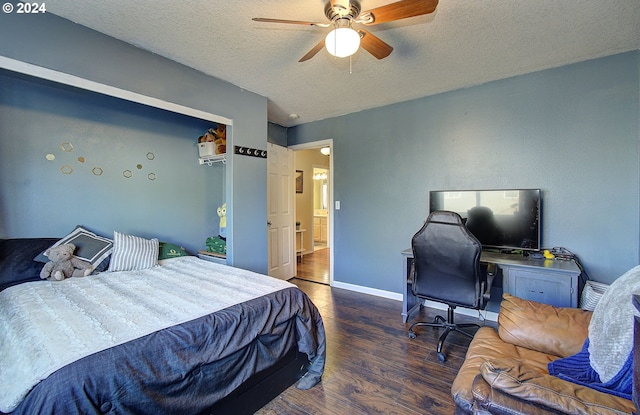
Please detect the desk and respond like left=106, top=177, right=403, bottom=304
left=401, top=249, right=581, bottom=323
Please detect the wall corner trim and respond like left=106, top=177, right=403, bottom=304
left=0, top=55, right=232, bottom=125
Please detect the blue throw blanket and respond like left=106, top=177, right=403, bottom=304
left=548, top=339, right=633, bottom=400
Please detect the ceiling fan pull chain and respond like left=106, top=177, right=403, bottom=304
left=334, top=24, right=338, bottom=60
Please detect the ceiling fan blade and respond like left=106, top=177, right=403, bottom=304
left=252, top=17, right=329, bottom=28
left=299, top=38, right=326, bottom=62
left=358, top=29, right=393, bottom=59
left=359, top=0, right=438, bottom=25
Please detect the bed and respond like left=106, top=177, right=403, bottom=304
left=0, top=237, right=325, bottom=415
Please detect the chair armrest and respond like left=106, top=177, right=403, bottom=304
left=407, top=259, right=415, bottom=286
left=480, top=359, right=635, bottom=415
left=482, top=263, right=497, bottom=304
left=498, top=294, right=591, bottom=357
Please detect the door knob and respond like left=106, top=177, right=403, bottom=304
left=267, top=221, right=272, bottom=226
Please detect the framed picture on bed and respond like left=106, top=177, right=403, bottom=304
left=296, top=170, right=303, bottom=193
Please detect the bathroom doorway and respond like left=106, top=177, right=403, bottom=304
left=290, top=140, right=333, bottom=285
left=312, top=167, right=329, bottom=251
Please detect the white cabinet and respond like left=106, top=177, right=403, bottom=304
left=313, top=216, right=327, bottom=242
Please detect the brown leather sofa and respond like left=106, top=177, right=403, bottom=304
left=451, top=294, right=637, bottom=415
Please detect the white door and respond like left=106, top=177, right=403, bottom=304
left=267, top=143, right=295, bottom=280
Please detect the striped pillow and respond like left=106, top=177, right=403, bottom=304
left=108, top=231, right=159, bottom=272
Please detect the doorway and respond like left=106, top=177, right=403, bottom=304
left=312, top=167, right=329, bottom=251
left=290, top=140, right=333, bottom=285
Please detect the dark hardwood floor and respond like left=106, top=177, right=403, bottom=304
left=296, top=248, right=329, bottom=285
left=256, top=279, right=490, bottom=415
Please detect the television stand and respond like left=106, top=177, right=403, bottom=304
left=401, top=248, right=581, bottom=323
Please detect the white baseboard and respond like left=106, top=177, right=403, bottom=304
left=331, top=280, right=498, bottom=322
left=422, top=300, right=498, bottom=322
left=331, top=280, right=403, bottom=301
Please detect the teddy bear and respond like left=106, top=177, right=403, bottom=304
left=212, top=124, right=226, bottom=155
left=40, top=243, right=94, bottom=281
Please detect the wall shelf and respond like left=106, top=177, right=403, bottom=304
left=199, top=154, right=226, bottom=166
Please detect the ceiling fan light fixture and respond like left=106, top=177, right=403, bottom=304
left=325, top=27, right=360, bottom=58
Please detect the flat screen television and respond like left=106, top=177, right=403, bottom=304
left=429, top=189, right=541, bottom=251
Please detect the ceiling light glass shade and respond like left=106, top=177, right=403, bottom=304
left=325, top=27, right=360, bottom=58
left=320, top=147, right=331, bottom=156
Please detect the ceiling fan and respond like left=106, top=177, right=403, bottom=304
left=252, top=0, right=438, bottom=62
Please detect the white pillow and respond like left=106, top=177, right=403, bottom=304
left=588, top=265, right=640, bottom=382
left=108, top=231, right=159, bottom=272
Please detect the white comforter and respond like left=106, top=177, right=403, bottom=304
left=0, top=256, right=293, bottom=413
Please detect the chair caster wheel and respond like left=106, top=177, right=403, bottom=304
left=437, top=352, right=446, bottom=362
left=408, top=331, right=416, bottom=339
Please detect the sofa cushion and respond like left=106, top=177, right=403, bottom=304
left=588, top=265, right=640, bottom=383
left=480, top=358, right=636, bottom=415
left=471, top=374, right=564, bottom=415
left=451, top=326, right=555, bottom=413
left=498, top=294, right=591, bottom=358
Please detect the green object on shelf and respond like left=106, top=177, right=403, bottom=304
left=205, top=236, right=226, bottom=254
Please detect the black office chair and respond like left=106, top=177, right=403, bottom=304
left=408, top=210, right=494, bottom=362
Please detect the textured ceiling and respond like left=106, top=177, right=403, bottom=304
left=48, top=0, right=640, bottom=127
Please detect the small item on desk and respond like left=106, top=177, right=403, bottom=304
left=549, top=246, right=576, bottom=260
left=543, top=249, right=555, bottom=259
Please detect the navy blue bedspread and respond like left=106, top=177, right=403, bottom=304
left=3, top=281, right=325, bottom=414
left=0, top=238, right=325, bottom=414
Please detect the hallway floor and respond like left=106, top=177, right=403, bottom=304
left=296, top=248, right=329, bottom=285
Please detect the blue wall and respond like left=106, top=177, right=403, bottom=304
left=289, top=52, right=640, bottom=289
left=0, top=71, right=222, bottom=252
left=268, top=122, right=288, bottom=146
left=0, top=12, right=269, bottom=272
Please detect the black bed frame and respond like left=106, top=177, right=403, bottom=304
left=203, top=349, right=310, bottom=415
